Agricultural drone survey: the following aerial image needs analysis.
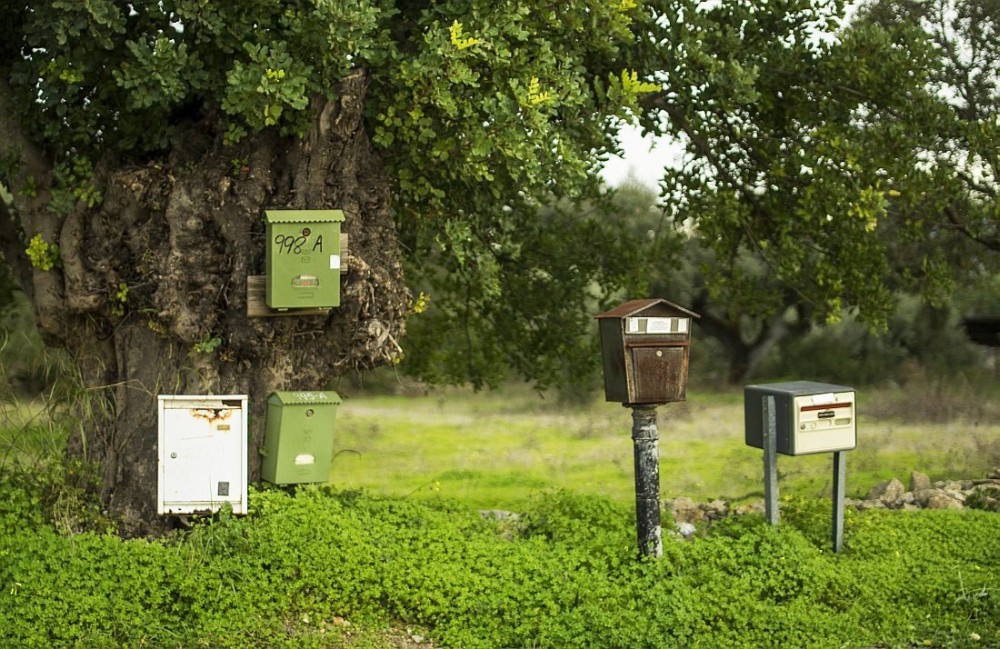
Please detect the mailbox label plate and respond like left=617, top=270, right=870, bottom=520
left=627, top=317, right=689, bottom=335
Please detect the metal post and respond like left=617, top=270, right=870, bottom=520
left=762, top=395, right=779, bottom=525
left=630, top=405, right=662, bottom=558
left=832, top=451, right=846, bottom=553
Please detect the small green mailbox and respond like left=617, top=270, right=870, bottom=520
left=261, top=391, right=341, bottom=485
left=265, top=210, right=345, bottom=309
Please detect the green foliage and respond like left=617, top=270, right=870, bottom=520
left=861, top=0, right=1000, bottom=253
left=4, top=0, right=997, bottom=396
left=8, top=0, right=393, bottom=158
left=757, top=292, right=993, bottom=388
left=521, top=488, right=633, bottom=549
left=108, top=281, right=128, bottom=318
left=192, top=334, right=223, bottom=355
left=1, top=475, right=998, bottom=648
left=2, top=0, right=670, bottom=392
left=644, top=0, right=902, bottom=327
left=24, top=234, right=59, bottom=272
left=53, top=155, right=102, bottom=210
left=400, top=185, right=675, bottom=393
left=607, top=68, right=662, bottom=109
left=633, top=0, right=998, bottom=339
left=221, top=41, right=312, bottom=141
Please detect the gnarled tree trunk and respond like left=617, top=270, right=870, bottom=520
left=0, top=72, right=408, bottom=537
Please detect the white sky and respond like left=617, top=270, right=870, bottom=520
left=600, top=2, right=862, bottom=191
left=600, top=124, right=683, bottom=190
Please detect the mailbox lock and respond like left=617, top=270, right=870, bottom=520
left=656, top=350, right=663, bottom=358
left=170, top=452, right=177, bottom=458
left=302, top=227, right=311, bottom=237
left=305, top=409, right=314, bottom=417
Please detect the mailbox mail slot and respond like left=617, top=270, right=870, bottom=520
left=745, top=381, right=856, bottom=455
left=597, top=299, right=699, bottom=405
left=265, top=209, right=345, bottom=309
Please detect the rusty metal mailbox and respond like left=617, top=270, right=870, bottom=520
left=596, top=298, right=699, bottom=405
left=157, top=395, right=248, bottom=515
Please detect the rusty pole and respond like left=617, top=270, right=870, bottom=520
left=630, top=404, right=662, bottom=558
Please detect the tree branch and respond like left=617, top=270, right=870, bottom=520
left=0, top=75, right=65, bottom=336
left=0, top=77, right=52, bottom=206
left=954, top=167, right=998, bottom=200
left=944, top=204, right=1000, bottom=251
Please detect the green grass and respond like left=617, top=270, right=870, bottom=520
left=331, top=384, right=1000, bottom=509
left=2, top=381, right=999, bottom=648
left=0, top=399, right=67, bottom=469
left=2, top=475, right=998, bottom=649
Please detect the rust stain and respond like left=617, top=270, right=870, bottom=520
left=190, top=408, right=234, bottom=424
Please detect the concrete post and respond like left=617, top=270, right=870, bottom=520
left=763, top=395, right=779, bottom=526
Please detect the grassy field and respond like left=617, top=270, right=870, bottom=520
left=3, top=379, right=998, bottom=511
left=330, top=383, right=1000, bottom=510
left=0, top=399, right=63, bottom=468
left=3, top=381, right=999, bottom=648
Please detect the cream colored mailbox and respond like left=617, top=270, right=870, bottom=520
left=745, top=381, right=856, bottom=455
left=157, top=395, right=248, bottom=515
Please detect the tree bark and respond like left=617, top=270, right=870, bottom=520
left=0, top=72, right=408, bottom=537
left=689, top=290, right=808, bottom=384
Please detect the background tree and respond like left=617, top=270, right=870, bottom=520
left=400, top=179, right=679, bottom=398
left=861, top=0, right=999, bottom=252
left=606, top=184, right=814, bottom=384
left=636, top=0, right=997, bottom=339
left=0, top=1, right=659, bottom=534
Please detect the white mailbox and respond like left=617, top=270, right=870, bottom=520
left=157, top=395, right=248, bottom=515
left=744, top=381, right=856, bottom=455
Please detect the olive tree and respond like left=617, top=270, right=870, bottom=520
left=0, top=1, right=654, bottom=534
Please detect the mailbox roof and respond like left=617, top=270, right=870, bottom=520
left=268, top=391, right=342, bottom=405
left=265, top=209, right=345, bottom=224
left=595, top=298, right=699, bottom=320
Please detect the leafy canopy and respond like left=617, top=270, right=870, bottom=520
left=636, top=0, right=997, bottom=329
left=7, top=1, right=653, bottom=213
left=4, top=1, right=665, bottom=388
left=8, top=1, right=995, bottom=388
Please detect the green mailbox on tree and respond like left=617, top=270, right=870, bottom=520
left=261, top=391, right=342, bottom=485
left=265, top=210, right=346, bottom=309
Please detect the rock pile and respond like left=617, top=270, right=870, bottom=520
left=664, top=468, right=1000, bottom=529
left=848, top=468, right=1000, bottom=512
